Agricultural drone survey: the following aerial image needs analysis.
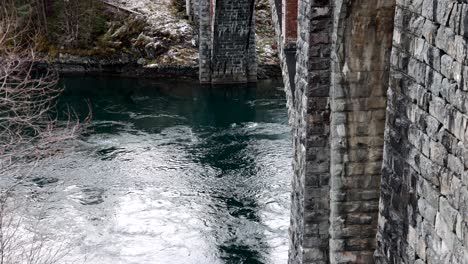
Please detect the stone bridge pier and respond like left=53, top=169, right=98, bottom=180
left=198, top=0, right=257, bottom=84
left=189, top=0, right=468, bottom=263
left=273, top=0, right=468, bottom=263
left=272, top=0, right=395, bottom=262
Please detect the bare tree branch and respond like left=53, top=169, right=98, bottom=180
left=0, top=3, right=91, bottom=263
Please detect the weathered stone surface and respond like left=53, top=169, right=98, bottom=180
left=199, top=0, right=257, bottom=83
left=264, top=0, right=468, bottom=263
left=376, top=0, right=468, bottom=263
left=330, top=0, right=394, bottom=263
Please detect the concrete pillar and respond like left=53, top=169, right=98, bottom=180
left=329, top=0, right=395, bottom=263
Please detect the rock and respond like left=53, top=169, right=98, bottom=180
left=137, top=58, right=146, bottom=65
left=107, top=41, right=123, bottom=48
left=133, top=33, right=153, bottom=48
left=144, top=41, right=167, bottom=58
left=111, top=24, right=129, bottom=39
left=32, top=177, right=59, bottom=188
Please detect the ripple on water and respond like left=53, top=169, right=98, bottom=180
left=67, top=186, right=106, bottom=205
left=10, top=78, right=291, bottom=264
left=31, top=177, right=59, bottom=188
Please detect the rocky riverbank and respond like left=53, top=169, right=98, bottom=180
left=40, top=0, right=280, bottom=80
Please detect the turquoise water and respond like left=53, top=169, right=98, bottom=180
left=14, top=77, right=292, bottom=264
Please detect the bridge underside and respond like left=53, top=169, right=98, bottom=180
left=193, top=0, right=468, bottom=263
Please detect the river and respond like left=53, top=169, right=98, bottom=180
left=6, top=77, right=292, bottom=264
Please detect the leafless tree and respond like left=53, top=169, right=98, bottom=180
left=0, top=3, right=90, bottom=263
left=0, top=0, right=89, bottom=177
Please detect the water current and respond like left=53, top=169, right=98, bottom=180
left=7, top=77, right=292, bottom=264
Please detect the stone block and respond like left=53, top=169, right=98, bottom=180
left=413, top=37, right=426, bottom=61
left=430, top=140, right=448, bottom=166
left=303, top=247, right=326, bottom=262
left=448, top=3, right=462, bottom=34
left=435, top=0, right=456, bottom=26
left=418, top=179, right=440, bottom=209
left=439, top=196, right=458, bottom=231
left=408, top=57, right=427, bottom=84
left=425, top=66, right=443, bottom=96
left=421, top=0, right=435, bottom=21
left=440, top=54, right=454, bottom=80
left=455, top=213, right=463, bottom=240
left=463, top=66, right=468, bottom=91
left=441, top=78, right=460, bottom=110
left=425, top=114, right=441, bottom=140
left=461, top=4, right=468, bottom=38
left=422, top=18, right=438, bottom=45
left=428, top=95, right=446, bottom=124
left=435, top=212, right=457, bottom=249
left=418, top=197, right=437, bottom=224
left=449, top=176, right=462, bottom=210
left=454, top=35, right=467, bottom=65
left=410, top=14, right=426, bottom=37
left=408, top=0, right=424, bottom=14
left=423, top=43, right=441, bottom=72
left=463, top=221, right=468, bottom=247
left=460, top=187, right=468, bottom=223
left=447, top=154, right=464, bottom=175
left=436, top=27, right=456, bottom=58
left=452, top=60, right=463, bottom=87
left=416, top=221, right=427, bottom=260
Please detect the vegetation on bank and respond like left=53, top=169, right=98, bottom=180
left=3, top=0, right=277, bottom=65
left=8, top=0, right=149, bottom=58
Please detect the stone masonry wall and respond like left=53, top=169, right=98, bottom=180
left=266, top=4, right=302, bottom=261
left=199, top=0, right=211, bottom=83
left=289, top=0, right=333, bottom=263
left=376, top=0, right=468, bottom=263
left=330, top=0, right=395, bottom=263
left=199, top=0, right=257, bottom=83
left=268, top=0, right=296, bottom=121
left=211, top=0, right=256, bottom=83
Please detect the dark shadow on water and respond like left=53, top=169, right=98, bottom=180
left=187, top=85, right=270, bottom=263
left=219, top=244, right=264, bottom=264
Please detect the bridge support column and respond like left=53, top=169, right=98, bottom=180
left=277, top=0, right=468, bottom=263
left=329, top=0, right=395, bottom=263
left=199, top=0, right=211, bottom=83
left=288, top=0, right=332, bottom=263
left=198, top=0, right=257, bottom=84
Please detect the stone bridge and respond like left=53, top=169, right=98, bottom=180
left=187, top=0, right=468, bottom=263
